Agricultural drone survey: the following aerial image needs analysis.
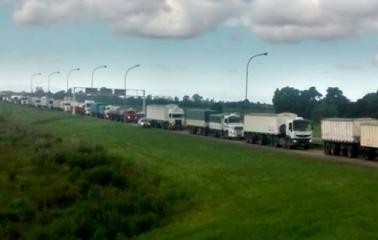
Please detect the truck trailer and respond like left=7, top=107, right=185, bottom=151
left=208, top=113, right=244, bottom=139
left=244, top=113, right=312, bottom=149
left=360, top=122, right=378, bottom=160
left=146, top=104, right=184, bottom=129
left=321, top=118, right=374, bottom=157
left=185, top=109, right=218, bottom=135
left=89, top=102, right=106, bottom=118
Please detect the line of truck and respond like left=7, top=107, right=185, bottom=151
left=3, top=96, right=378, bottom=161
left=145, top=104, right=311, bottom=147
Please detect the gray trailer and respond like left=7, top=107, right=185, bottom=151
left=185, top=109, right=218, bottom=135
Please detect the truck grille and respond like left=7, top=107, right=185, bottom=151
left=297, top=135, right=311, bottom=138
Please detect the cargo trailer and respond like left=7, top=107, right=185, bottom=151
left=185, top=109, right=218, bottom=135
left=321, top=118, right=374, bottom=157
left=360, top=122, right=378, bottom=160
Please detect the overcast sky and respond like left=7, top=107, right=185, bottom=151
left=1, top=0, right=378, bottom=103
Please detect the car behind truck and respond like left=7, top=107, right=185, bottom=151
left=244, top=113, right=312, bottom=149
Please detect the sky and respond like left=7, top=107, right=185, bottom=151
left=1, top=0, right=378, bottom=103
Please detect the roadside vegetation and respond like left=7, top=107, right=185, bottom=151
left=0, top=107, right=190, bottom=239
left=3, top=102, right=378, bottom=239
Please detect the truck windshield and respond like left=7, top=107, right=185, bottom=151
left=170, top=114, right=183, bottom=118
left=294, top=120, right=311, bottom=131
left=226, top=116, right=241, bottom=124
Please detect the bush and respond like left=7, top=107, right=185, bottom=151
left=0, top=120, right=192, bottom=239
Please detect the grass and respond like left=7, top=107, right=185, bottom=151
left=3, top=102, right=378, bottom=239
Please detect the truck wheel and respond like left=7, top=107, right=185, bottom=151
left=324, top=142, right=332, bottom=155
left=347, top=145, right=358, bottom=158
left=330, top=143, right=340, bottom=156
left=364, top=148, right=376, bottom=161
left=284, top=139, right=293, bottom=149
left=257, top=135, right=263, bottom=145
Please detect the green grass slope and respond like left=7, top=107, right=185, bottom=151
left=3, top=102, right=378, bottom=240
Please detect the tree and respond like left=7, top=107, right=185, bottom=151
left=324, top=87, right=350, bottom=117
left=191, top=94, right=203, bottom=103
left=311, top=102, right=338, bottom=123
left=34, top=87, right=45, bottom=97
left=210, top=102, right=223, bottom=113
left=273, top=86, right=322, bottom=119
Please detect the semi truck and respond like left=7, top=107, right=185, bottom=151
left=146, top=104, right=184, bottom=129
left=105, top=106, right=138, bottom=122
left=244, top=113, right=312, bottom=149
left=185, top=109, right=218, bottom=135
left=322, top=118, right=374, bottom=158
left=208, top=113, right=244, bottom=139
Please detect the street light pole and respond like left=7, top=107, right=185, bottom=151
left=67, top=68, right=80, bottom=93
left=245, top=52, right=268, bottom=101
left=91, top=65, right=107, bottom=88
left=48, top=71, right=60, bottom=94
left=30, top=73, right=42, bottom=94
left=124, top=64, right=141, bottom=107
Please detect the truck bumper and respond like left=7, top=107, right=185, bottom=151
left=292, top=139, right=311, bottom=146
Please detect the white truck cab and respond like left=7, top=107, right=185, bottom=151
left=223, top=114, right=244, bottom=138
left=167, top=106, right=185, bottom=128
left=209, top=113, right=244, bottom=139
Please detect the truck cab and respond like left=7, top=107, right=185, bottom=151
left=223, top=114, right=244, bottom=138
left=84, top=100, right=95, bottom=115
left=280, top=118, right=312, bottom=147
left=168, top=107, right=184, bottom=128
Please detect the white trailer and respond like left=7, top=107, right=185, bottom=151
left=244, top=113, right=312, bottom=149
left=360, top=122, right=378, bottom=160
left=321, top=118, right=374, bottom=157
left=146, top=104, right=184, bottom=129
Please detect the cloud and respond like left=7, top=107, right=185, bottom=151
left=11, top=0, right=378, bottom=42
left=249, top=0, right=378, bottom=43
left=14, top=0, right=245, bottom=38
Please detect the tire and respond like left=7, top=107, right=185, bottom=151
left=285, top=139, right=293, bottom=149
left=330, top=143, right=340, bottom=156
left=364, top=148, right=376, bottom=161
left=257, top=135, right=263, bottom=145
left=347, top=145, right=358, bottom=158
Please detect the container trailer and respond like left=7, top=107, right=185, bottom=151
left=185, top=109, right=218, bottom=135
left=360, top=122, right=378, bottom=160
left=321, top=118, right=374, bottom=157
left=89, top=102, right=106, bottom=118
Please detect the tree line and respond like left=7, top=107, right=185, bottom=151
left=273, top=87, right=378, bottom=122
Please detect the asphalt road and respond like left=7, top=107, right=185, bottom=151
left=166, top=128, right=378, bottom=169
